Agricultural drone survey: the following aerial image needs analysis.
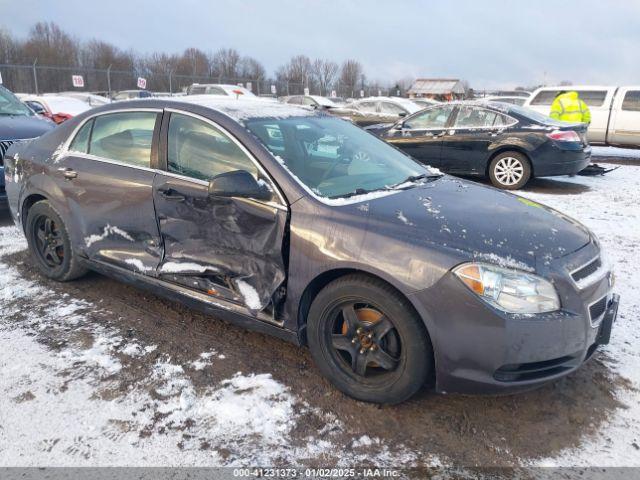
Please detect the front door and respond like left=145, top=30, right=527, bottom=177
left=609, top=88, right=640, bottom=146
left=384, top=104, right=455, bottom=168
left=58, top=110, right=163, bottom=272
left=153, top=111, right=288, bottom=313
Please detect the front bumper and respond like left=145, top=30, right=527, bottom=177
left=409, top=242, right=617, bottom=394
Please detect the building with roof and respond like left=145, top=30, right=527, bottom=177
left=407, top=78, right=466, bottom=101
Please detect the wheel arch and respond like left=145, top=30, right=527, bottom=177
left=485, top=145, right=534, bottom=178
left=21, top=193, right=48, bottom=232
left=297, top=267, right=431, bottom=343
left=297, top=267, right=437, bottom=388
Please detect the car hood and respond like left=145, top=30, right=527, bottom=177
left=364, top=176, right=591, bottom=271
left=0, top=114, right=54, bottom=140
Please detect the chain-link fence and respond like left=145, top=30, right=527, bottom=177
left=0, top=62, right=403, bottom=99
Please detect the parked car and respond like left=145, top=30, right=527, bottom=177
left=524, top=86, right=640, bottom=147
left=187, top=83, right=256, bottom=97
left=111, top=90, right=152, bottom=101
left=479, top=96, right=528, bottom=106
left=332, top=97, right=423, bottom=127
left=17, top=94, right=91, bottom=124
left=0, top=86, right=54, bottom=207
left=4, top=97, right=618, bottom=404
left=411, top=98, right=441, bottom=108
left=54, top=91, right=111, bottom=107
left=367, top=101, right=592, bottom=189
left=281, top=95, right=337, bottom=109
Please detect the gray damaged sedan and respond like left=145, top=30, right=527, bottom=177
left=3, top=97, right=619, bottom=404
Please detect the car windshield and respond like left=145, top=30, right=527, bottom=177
left=245, top=115, right=439, bottom=199
left=0, top=86, right=34, bottom=116
left=509, top=104, right=566, bottom=126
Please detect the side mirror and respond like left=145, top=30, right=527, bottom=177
left=208, top=170, right=272, bottom=201
left=398, top=112, right=407, bottom=117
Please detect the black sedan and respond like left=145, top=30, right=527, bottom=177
left=367, top=101, right=591, bottom=190
left=0, top=86, right=54, bottom=207
left=4, top=97, right=617, bottom=404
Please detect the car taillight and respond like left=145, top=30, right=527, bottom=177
left=52, top=113, right=72, bottom=124
left=546, top=130, right=580, bottom=142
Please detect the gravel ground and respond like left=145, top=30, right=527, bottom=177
left=0, top=157, right=638, bottom=469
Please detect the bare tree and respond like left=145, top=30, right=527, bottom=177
left=276, top=55, right=313, bottom=94
left=339, top=59, right=363, bottom=97
left=311, top=59, right=338, bottom=96
left=210, top=48, right=241, bottom=80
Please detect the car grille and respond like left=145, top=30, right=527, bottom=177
left=571, top=256, right=601, bottom=283
left=589, top=296, right=607, bottom=325
left=0, top=140, right=16, bottom=167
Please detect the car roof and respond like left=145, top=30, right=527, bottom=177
left=108, top=96, right=318, bottom=124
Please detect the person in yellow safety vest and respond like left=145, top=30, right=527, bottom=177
left=549, top=91, right=591, bottom=124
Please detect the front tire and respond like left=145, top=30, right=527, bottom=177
left=25, top=201, right=88, bottom=282
left=489, top=151, right=531, bottom=190
left=307, top=274, right=433, bottom=404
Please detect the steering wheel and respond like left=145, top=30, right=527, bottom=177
left=318, top=148, right=355, bottom=184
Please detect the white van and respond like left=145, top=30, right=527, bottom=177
left=524, top=86, right=640, bottom=147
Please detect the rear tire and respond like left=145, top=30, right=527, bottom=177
left=307, top=274, right=433, bottom=404
left=25, top=201, right=88, bottom=282
left=489, top=151, right=531, bottom=190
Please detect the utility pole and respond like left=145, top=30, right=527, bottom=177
left=32, top=59, right=38, bottom=94
left=106, top=65, right=112, bottom=99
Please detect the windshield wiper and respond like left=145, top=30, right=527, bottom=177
left=388, top=172, right=441, bottom=190
left=329, top=187, right=378, bottom=199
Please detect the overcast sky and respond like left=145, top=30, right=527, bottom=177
left=1, top=0, right=638, bottom=89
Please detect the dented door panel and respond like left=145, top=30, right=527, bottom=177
left=153, top=174, right=287, bottom=312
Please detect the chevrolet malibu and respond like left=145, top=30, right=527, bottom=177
left=3, top=97, right=619, bottom=404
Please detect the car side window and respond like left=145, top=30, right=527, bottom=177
left=205, top=86, right=226, bottom=95
left=622, top=91, right=640, bottom=112
left=88, top=111, right=157, bottom=168
left=302, top=97, right=316, bottom=106
left=454, top=106, right=500, bottom=128
left=69, top=119, right=94, bottom=153
left=404, top=105, right=454, bottom=129
left=167, top=113, right=259, bottom=181
left=530, top=90, right=560, bottom=106
left=380, top=102, right=405, bottom=115
left=356, top=101, right=377, bottom=112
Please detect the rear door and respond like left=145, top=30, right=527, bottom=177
left=440, top=106, right=515, bottom=174
left=384, top=104, right=455, bottom=168
left=153, top=110, right=288, bottom=313
left=57, top=109, right=163, bottom=272
left=608, top=87, right=640, bottom=146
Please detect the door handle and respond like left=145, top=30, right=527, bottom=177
left=158, top=189, right=185, bottom=201
left=58, top=167, right=77, bottom=180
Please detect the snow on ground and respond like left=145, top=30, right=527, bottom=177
left=518, top=167, right=640, bottom=466
left=592, top=146, right=640, bottom=159
left=0, top=166, right=639, bottom=467
left=0, top=225, right=427, bottom=466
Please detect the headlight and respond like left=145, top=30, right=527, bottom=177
left=453, top=263, right=560, bottom=314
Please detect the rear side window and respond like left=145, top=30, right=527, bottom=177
left=530, top=90, right=560, bottom=105
left=622, top=91, right=640, bottom=111
left=578, top=91, right=607, bottom=107
left=69, top=119, right=93, bottom=153
left=89, top=112, right=157, bottom=167
left=356, top=101, right=377, bottom=112
left=454, top=106, right=503, bottom=128
left=167, top=113, right=258, bottom=181
left=530, top=89, right=607, bottom=107
left=380, top=102, right=406, bottom=115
